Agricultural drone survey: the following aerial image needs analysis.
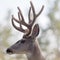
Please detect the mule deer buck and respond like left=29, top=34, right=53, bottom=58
left=6, top=1, right=45, bottom=60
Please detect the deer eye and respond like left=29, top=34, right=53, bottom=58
left=21, top=40, right=25, bottom=43
left=16, top=40, right=20, bottom=44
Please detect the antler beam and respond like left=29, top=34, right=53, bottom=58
left=28, top=1, right=44, bottom=26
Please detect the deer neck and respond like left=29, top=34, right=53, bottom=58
left=26, top=40, right=45, bottom=60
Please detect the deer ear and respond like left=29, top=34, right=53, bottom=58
left=31, top=24, right=40, bottom=38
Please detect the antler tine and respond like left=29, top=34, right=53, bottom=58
left=18, top=12, right=21, bottom=21
left=12, top=15, right=25, bottom=32
left=17, top=7, right=30, bottom=27
left=18, top=12, right=26, bottom=32
left=17, top=7, right=24, bottom=21
left=30, top=1, right=35, bottom=20
left=28, top=7, right=32, bottom=23
left=28, top=1, right=37, bottom=27
left=12, top=15, right=20, bottom=23
left=36, top=5, right=44, bottom=17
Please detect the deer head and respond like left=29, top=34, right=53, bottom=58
left=6, top=1, right=44, bottom=55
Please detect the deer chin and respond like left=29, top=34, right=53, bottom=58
left=13, top=51, right=27, bottom=54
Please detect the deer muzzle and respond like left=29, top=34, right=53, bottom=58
left=6, top=48, right=13, bottom=54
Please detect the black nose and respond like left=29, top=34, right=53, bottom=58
left=6, top=48, right=13, bottom=54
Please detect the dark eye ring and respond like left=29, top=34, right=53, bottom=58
left=21, top=40, right=25, bottom=43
